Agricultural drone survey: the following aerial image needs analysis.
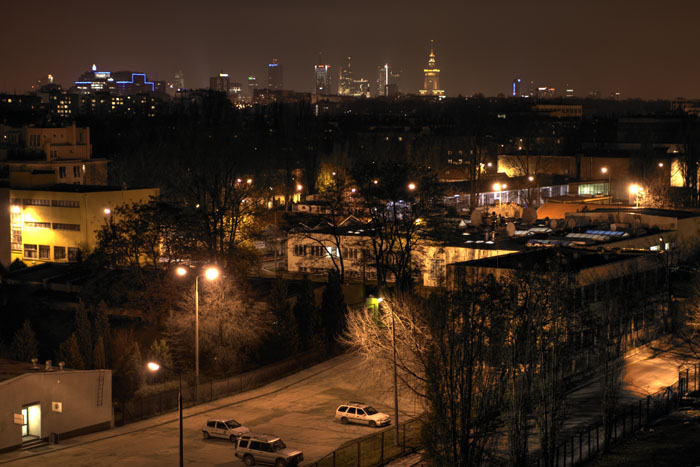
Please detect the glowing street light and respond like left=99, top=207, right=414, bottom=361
left=658, top=162, right=664, bottom=168
left=296, top=184, right=303, bottom=191
left=408, top=183, right=416, bottom=191
left=493, top=183, right=507, bottom=206
left=629, top=184, right=643, bottom=207
left=175, top=265, right=220, bottom=400
left=601, top=167, right=612, bottom=202
left=528, top=176, right=534, bottom=182
left=103, top=208, right=111, bottom=215
left=147, top=361, right=183, bottom=467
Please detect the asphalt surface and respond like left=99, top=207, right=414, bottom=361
left=0, top=354, right=422, bottom=467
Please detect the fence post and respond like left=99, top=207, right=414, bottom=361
left=333, top=450, right=336, bottom=467
left=579, top=431, right=582, bottom=463
left=686, top=368, right=690, bottom=395
left=646, top=395, right=650, bottom=426
left=571, top=436, right=574, bottom=465
left=638, top=400, right=642, bottom=431
left=357, top=440, right=361, bottom=467
left=588, top=425, right=591, bottom=459
left=402, top=422, right=406, bottom=452
left=596, top=423, right=599, bottom=453
left=381, top=430, right=384, bottom=464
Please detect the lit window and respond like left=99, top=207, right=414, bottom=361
left=54, top=246, right=66, bottom=260
left=39, top=245, right=50, bottom=259
left=24, top=244, right=37, bottom=258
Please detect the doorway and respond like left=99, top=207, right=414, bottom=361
left=21, top=404, right=41, bottom=441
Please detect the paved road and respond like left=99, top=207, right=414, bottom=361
left=0, top=354, right=422, bottom=467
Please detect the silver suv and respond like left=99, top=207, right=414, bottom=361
left=235, top=433, right=304, bottom=467
left=202, top=418, right=250, bottom=442
left=335, top=402, right=391, bottom=427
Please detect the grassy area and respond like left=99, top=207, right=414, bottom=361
left=584, top=409, right=700, bottom=467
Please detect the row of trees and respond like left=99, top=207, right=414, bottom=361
left=344, top=257, right=664, bottom=466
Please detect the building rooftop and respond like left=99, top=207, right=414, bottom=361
left=450, top=246, right=652, bottom=273
left=10, top=184, right=155, bottom=193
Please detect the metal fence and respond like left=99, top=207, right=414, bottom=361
left=533, top=363, right=698, bottom=467
left=309, top=417, right=424, bottom=467
left=114, top=351, right=324, bottom=426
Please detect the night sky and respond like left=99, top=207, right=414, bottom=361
left=2, top=0, right=699, bottom=99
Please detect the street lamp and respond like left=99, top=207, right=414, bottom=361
left=372, top=297, right=400, bottom=446
left=408, top=182, right=416, bottom=191
left=147, top=362, right=183, bottom=467
left=175, top=265, right=220, bottom=401
left=601, top=167, right=611, bottom=202
left=493, top=183, right=507, bottom=206
left=629, top=184, right=643, bottom=207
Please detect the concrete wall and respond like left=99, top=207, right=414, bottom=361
left=0, top=369, right=112, bottom=452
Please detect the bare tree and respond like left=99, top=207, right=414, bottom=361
left=343, top=287, right=506, bottom=466
left=166, top=279, right=270, bottom=377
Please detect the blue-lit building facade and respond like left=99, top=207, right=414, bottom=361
left=73, top=65, right=166, bottom=96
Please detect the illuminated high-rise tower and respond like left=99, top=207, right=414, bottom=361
left=267, top=58, right=284, bottom=90
left=512, top=77, right=522, bottom=97
left=210, top=72, right=231, bottom=93
left=339, top=57, right=353, bottom=95
left=315, top=54, right=333, bottom=95
left=419, top=40, right=444, bottom=98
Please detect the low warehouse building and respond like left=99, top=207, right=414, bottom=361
left=0, top=359, right=112, bottom=452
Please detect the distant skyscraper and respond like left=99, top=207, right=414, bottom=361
left=512, top=77, right=522, bottom=97
left=314, top=57, right=332, bottom=95
left=210, top=72, right=231, bottom=93
left=247, top=75, right=258, bottom=98
left=267, top=58, right=284, bottom=90
left=376, top=64, right=400, bottom=97
left=174, top=70, right=185, bottom=90
left=339, top=57, right=353, bottom=95
left=419, top=40, right=444, bottom=97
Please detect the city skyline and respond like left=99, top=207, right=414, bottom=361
left=2, top=0, right=700, bottom=99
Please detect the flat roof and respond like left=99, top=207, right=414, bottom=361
left=0, top=359, right=41, bottom=383
left=582, top=207, right=700, bottom=219
left=450, top=247, right=651, bottom=272
left=10, top=184, right=157, bottom=193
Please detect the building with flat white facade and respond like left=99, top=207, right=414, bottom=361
left=0, top=359, right=112, bottom=452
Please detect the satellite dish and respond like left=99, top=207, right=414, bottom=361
left=506, top=222, right=516, bottom=237
left=522, top=207, right=537, bottom=224
left=471, top=210, right=483, bottom=226
left=566, top=218, right=576, bottom=230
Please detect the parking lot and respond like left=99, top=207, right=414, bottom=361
left=0, top=354, right=422, bottom=466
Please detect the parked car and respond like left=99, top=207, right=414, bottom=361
left=235, top=432, right=304, bottom=466
left=335, top=402, right=391, bottom=427
left=201, top=418, right=250, bottom=442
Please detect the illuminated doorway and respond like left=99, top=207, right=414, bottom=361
left=21, top=404, right=41, bottom=441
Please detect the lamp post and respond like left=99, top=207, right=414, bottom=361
left=601, top=167, right=611, bottom=202
left=374, top=297, right=400, bottom=446
left=147, top=362, right=182, bottom=467
left=629, top=184, right=643, bottom=207
left=176, top=265, right=220, bottom=401
left=493, top=183, right=507, bottom=206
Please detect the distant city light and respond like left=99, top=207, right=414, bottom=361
left=408, top=183, right=416, bottom=190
